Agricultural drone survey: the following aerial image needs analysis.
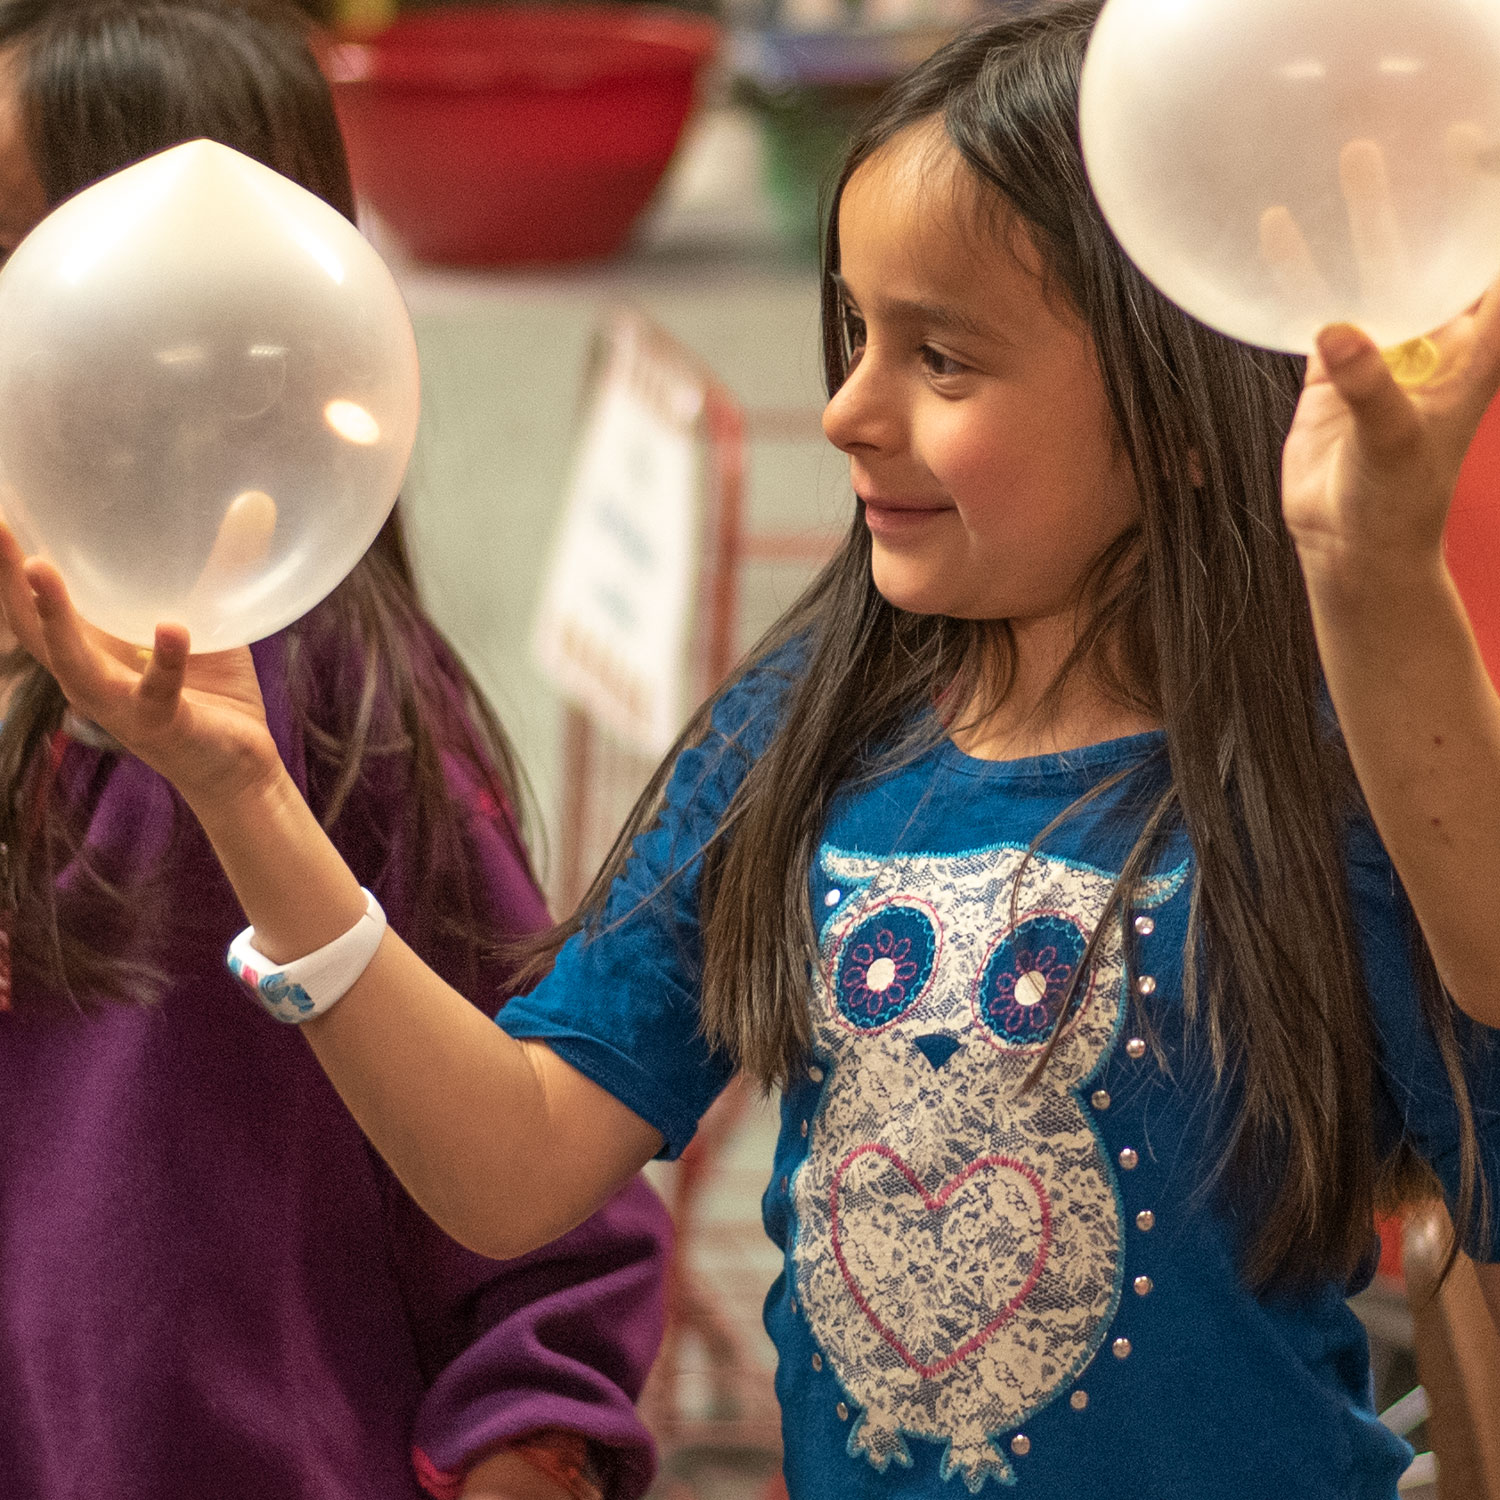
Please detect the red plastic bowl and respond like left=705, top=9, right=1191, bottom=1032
left=325, top=6, right=719, bottom=266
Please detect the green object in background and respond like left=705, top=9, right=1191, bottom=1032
left=730, top=24, right=961, bottom=260
left=743, top=79, right=887, bottom=258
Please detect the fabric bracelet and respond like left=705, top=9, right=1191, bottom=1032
left=226, top=888, right=386, bottom=1023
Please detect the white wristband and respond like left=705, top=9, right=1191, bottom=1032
left=226, top=888, right=387, bottom=1024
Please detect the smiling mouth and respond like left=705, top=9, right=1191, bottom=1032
left=859, top=496, right=951, bottom=514
left=860, top=497, right=953, bottom=542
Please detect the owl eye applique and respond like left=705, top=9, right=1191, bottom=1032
left=830, top=901, right=940, bottom=1031
left=974, top=912, right=1090, bottom=1047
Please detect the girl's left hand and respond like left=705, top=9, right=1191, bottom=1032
left=458, top=1448, right=579, bottom=1500
left=1281, top=281, right=1500, bottom=578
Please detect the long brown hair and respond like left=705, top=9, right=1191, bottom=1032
left=526, top=1, right=1486, bottom=1288
left=0, top=0, right=536, bottom=1012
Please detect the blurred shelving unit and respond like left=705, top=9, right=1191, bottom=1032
left=383, top=102, right=842, bottom=888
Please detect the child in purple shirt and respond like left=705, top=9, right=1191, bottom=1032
left=0, top=3, right=670, bottom=1497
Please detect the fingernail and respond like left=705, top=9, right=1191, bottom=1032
left=1317, top=323, right=1367, bottom=367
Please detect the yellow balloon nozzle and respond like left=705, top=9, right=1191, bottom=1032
left=1380, top=336, right=1442, bottom=387
left=334, top=0, right=397, bottom=36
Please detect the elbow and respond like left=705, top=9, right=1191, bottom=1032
left=449, top=1214, right=553, bottom=1263
left=441, top=1198, right=590, bottom=1263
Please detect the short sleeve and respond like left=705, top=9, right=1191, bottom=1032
left=499, top=659, right=797, bottom=1158
left=1348, top=823, right=1500, bottom=1262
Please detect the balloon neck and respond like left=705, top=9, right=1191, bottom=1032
left=1380, top=336, right=1442, bottom=388
left=334, top=0, right=396, bottom=35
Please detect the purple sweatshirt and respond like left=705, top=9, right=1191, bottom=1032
left=0, top=629, right=669, bottom=1500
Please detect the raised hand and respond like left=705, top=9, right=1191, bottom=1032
left=0, top=523, right=280, bottom=812
left=1281, top=281, right=1500, bottom=577
left=1279, top=281, right=1500, bottom=1029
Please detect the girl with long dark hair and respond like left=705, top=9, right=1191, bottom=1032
left=5, top=2, right=1500, bottom=1495
left=0, top=3, right=667, bottom=1498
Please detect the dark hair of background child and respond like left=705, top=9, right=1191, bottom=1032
left=0, top=0, right=537, bottom=1012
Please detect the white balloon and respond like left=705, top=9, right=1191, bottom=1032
left=1079, top=0, right=1500, bottom=355
left=0, top=139, right=419, bottom=650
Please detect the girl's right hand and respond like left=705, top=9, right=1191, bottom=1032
left=0, top=523, right=281, bottom=812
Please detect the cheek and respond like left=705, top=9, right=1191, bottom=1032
left=918, top=408, right=1017, bottom=503
left=916, top=396, right=1070, bottom=541
left=943, top=417, right=1135, bottom=554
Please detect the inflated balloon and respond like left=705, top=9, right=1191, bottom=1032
left=1079, top=0, right=1500, bottom=358
left=0, top=140, right=419, bottom=651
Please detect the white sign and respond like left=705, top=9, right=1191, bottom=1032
left=532, top=315, right=706, bottom=757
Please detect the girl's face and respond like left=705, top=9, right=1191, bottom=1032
left=823, top=127, right=1140, bottom=626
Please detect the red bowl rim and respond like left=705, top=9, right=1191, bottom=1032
left=323, top=4, right=720, bottom=92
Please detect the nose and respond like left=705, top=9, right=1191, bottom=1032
left=821, top=347, right=898, bottom=457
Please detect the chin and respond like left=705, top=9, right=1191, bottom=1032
left=870, top=566, right=945, bottom=617
left=870, top=557, right=980, bottom=619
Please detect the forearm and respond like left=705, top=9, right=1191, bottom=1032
left=189, top=768, right=663, bottom=1257
left=1301, top=545, right=1500, bottom=1023
left=191, top=762, right=370, bottom=958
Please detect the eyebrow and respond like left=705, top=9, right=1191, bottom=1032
left=830, top=274, right=997, bottom=342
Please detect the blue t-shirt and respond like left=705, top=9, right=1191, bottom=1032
left=499, top=666, right=1500, bottom=1499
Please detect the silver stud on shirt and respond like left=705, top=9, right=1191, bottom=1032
left=1134, top=974, right=1157, bottom=996
left=811, top=1353, right=822, bottom=1371
left=1119, top=1147, right=1139, bottom=1170
left=1011, top=1435, right=1031, bottom=1457
left=837, top=1402, right=849, bottom=1421
left=801, top=1119, right=809, bottom=1138
left=1091, top=1089, right=1111, bottom=1110
left=1134, top=1275, right=1154, bottom=1296
left=824, top=889, right=841, bottom=907
left=1070, top=1390, right=1089, bottom=1411
left=809, top=1065, right=824, bottom=1083
left=1134, top=913, right=1155, bottom=936
left=1113, top=1337, right=1132, bottom=1359
left=1125, top=1037, right=1147, bottom=1059
left=1136, top=1209, right=1156, bottom=1232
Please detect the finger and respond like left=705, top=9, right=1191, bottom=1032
left=135, top=624, right=191, bottom=725
left=24, top=558, right=137, bottom=708
left=1444, top=120, right=1496, bottom=189
left=0, top=523, right=47, bottom=660
left=1314, top=323, right=1421, bottom=455
left=1259, top=205, right=1330, bottom=323
left=1458, top=269, right=1500, bottom=392
left=192, top=489, right=277, bottom=597
left=1340, top=140, right=1408, bottom=306
left=1406, top=272, right=1500, bottom=418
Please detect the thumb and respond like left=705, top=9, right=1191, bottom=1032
left=1312, top=323, right=1420, bottom=456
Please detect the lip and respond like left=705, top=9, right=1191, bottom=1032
left=860, top=494, right=953, bottom=539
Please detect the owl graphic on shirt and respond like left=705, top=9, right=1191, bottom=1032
left=792, top=841, right=1184, bottom=1490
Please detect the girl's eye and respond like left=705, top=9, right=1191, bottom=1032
left=841, top=306, right=866, bottom=362
left=920, top=345, right=968, bottom=379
